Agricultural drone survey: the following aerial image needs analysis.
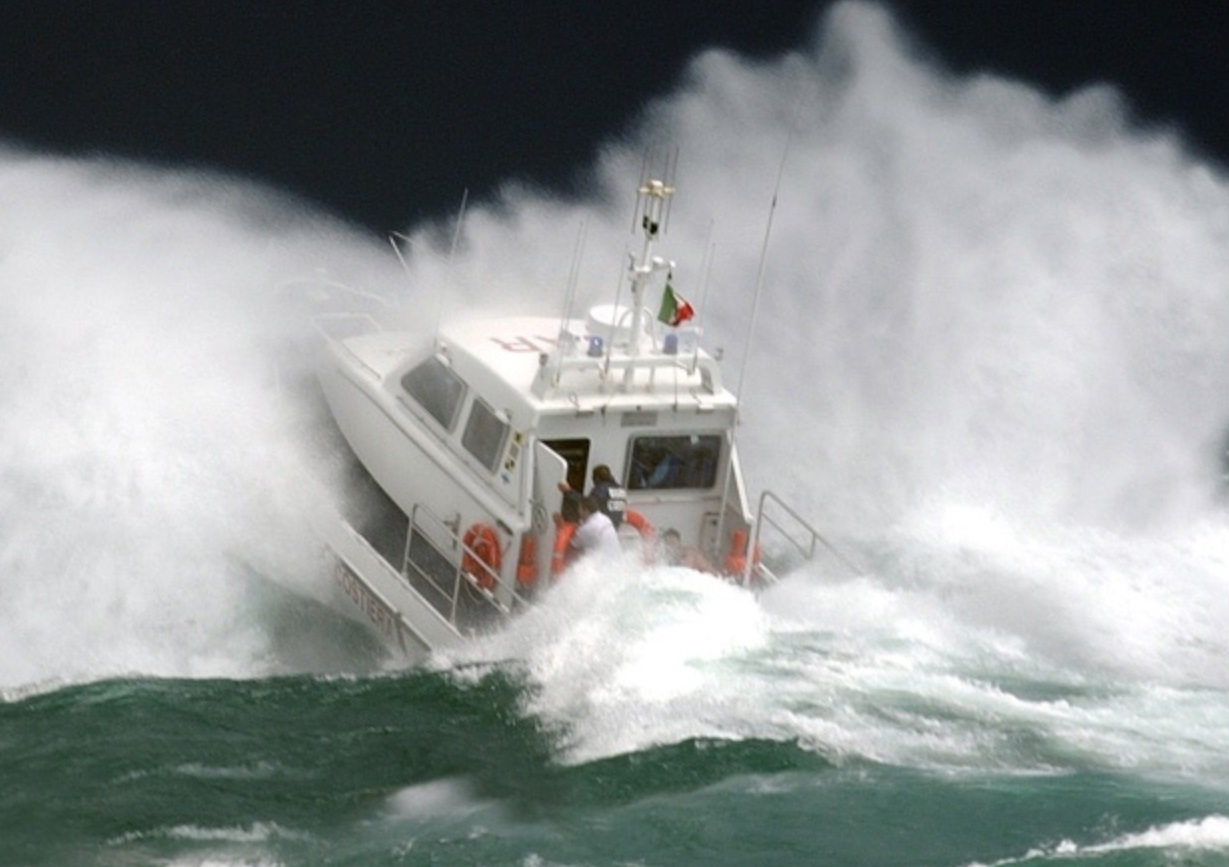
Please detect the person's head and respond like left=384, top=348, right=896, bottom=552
left=661, top=528, right=682, bottom=563
left=580, top=494, right=601, bottom=517
left=592, top=464, right=615, bottom=484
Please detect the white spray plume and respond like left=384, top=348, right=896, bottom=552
left=404, top=2, right=1229, bottom=533
left=0, top=153, right=401, bottom=689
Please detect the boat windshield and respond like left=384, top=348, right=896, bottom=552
left=627, top=434, right=721, bottom=490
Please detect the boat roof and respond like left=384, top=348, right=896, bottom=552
left=335, top=309, right=737, bottom=429
left=442, top=313, right=732, bottom=413
left=331, top=176, right=739, bottom=429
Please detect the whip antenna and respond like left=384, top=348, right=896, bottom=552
left=553, top=219, right=588, bottom=386
left=433, top=188, right=470, bottom=340
left=715, top=130, right=794, bottom=574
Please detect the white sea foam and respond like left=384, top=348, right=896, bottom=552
left=442, top=555, right=773, bottom=762
left=109, top=817, right=306, bottom=848
left=451, top=553, right=1229, bottom=781
left=966, top=814, right=1229, bottom=866
left=167, top=861, right=282, bottom=867
left=385, top=777, right=495, bottom=822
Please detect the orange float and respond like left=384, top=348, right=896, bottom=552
left=461, top=524, right=502, bottom=590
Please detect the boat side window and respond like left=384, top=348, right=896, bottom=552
left=401, top=355, right=466, bottom=431
left=627, top=434, right=721, bottom=490
left=461, top=396, right=509, bottom=473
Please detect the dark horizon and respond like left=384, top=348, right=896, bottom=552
left=5, top=1, right=1228, bottom=230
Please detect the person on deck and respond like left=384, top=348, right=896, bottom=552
left=661, top=528, right=717, bottom=574
left=559, top=464, right=627, bottom=528
left=571, top=494, right=622, bottom=558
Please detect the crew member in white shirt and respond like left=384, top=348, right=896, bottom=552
left=571, top=494, right=622, bottom=558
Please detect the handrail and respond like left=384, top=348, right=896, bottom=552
left=284, top=273, right=396, bottom=311
left=396, top=508, right=458, bottom=613
left=313, top=310, right=384, bottom=339
left=404, top=503, right=529, bottom=627
left=533, top=343, right=720, bottom=399
left=312, top=312, right=388, bottom=379
left=744, top=490, right=859, bottom=586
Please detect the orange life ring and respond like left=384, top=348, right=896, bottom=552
left=551, top=521, right=577, bottom=577
left=461, top=523, right=502, bottom=590
left=623, top=509, right=653, bottom=538
left=622, top=509, right=656, bottom=562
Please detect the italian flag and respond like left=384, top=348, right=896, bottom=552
left=657, top=280, right=695, bottom=327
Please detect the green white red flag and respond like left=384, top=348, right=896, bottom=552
left=657, top=280, right=695, bottom=327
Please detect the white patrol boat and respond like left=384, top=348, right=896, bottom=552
left=311, top=178, right=826, bottom=660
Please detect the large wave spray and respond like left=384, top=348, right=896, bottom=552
left=422, top=2, right=1229, bottom=778
left=0, top=153, right=401, bottom=689
left=409, top=3, right=1229, bottom=534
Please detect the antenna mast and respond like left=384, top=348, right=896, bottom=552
left=624, top=172, right=676, bottom=386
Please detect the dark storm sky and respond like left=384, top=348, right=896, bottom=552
left=4, top=1, right=1228, bottom=230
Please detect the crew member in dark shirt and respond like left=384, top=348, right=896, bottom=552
left=559, top=464, right=627, bottom=527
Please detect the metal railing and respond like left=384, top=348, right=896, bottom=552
left=743, top=490, right=859, bottom=586
left=400, top=503, right=528, bottom=630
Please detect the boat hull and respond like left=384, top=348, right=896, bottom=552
left=306, top=492, right=466, bottom=661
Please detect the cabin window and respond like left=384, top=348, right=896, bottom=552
left=627, top=434, right=721, bottom=490
left=461, top=396, right=509, bottom=472
left=401, top=355, right=465, bottom=431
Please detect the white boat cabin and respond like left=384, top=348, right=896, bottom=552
left=313, top=180, right=767, bottom=656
